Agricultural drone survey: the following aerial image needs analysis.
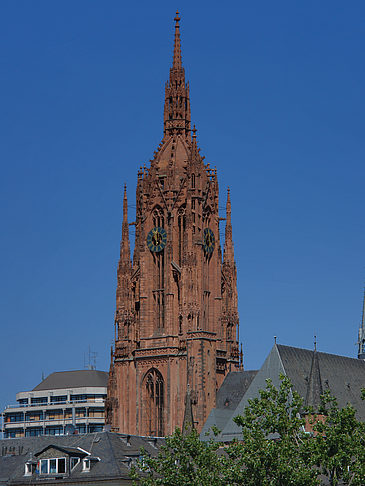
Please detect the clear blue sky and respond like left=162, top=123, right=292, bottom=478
left=0, top=1, right=364, bottom=413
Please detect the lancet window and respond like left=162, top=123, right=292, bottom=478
left=152, top=207, right=165, bottom=328
left=142, top=369, right=164, bottom=437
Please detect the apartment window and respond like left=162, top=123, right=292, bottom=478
left=31, top=397, right=47, bottom=405
left=71, top=394, right=86, bottom=402
left=75, top=407, right=86, bottom=418
left=64, top=409, right=73, bottom=419
left=18, top=399, right=28, bottom=406
left=46, top=410, right=63, bottom=421
left=50, top=395, right=67, bottom=404
left=88, top=408, right=104, bottom=418
left=26, top=412, right=43, bottom=421
left=45, top=426, right=63, bottom=436
left=5, top=428, right=23, bottom=438
left=6, top=413, right=23, bottom=423
left=83, top=458, right=90, bottom=472
left=25, top=428, right=42, bottom=437
left=88, top=424, right=103, bottom=433
left=39, top=457, right=66, bottom=474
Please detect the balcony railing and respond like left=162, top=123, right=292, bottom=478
left=4, top=398, right=105, bottom=410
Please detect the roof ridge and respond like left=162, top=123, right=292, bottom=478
left=277, top=344, right=365, bottom=363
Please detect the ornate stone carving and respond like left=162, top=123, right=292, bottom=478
left=107, top=13, right=240, bottom=437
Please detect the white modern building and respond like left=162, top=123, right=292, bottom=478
left=2, top=370, right=108, bottom=438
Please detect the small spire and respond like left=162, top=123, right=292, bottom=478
left=239, top=343, right=244, bottom=370
left=173, top=11, right=182, bottom=70
left=192, top=124, right=197, bottom=140
left=314, top=335, right=317, bottom=352
left=305, top=345, right=323, bottom=410
left=223, top=187, right=234, bottom=264
left=274, top=336, right=277, bottom=345
left=120, top=184, right=131, bottom=268
left=182, top=384, right=194, bottom=435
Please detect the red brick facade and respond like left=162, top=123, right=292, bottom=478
left=106, top=12, right=240, bottom=436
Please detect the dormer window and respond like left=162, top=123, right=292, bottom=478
left=39, top=457, right=66, bottom=474
left=83, top=458, right=90, bottom=472
left=71, top=457, right=80, bottom=470
left=24, top=461, right=36, bottom=476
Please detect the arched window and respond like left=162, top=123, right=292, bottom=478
left=142, top=369, right=164, bottom=436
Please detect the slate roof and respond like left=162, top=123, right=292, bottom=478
left=215, top=371, right=258, bottom=410
left=201, top=344, right=365, bottom=442
left=200, top=370, right=258, bottom=438
left=32, top=370, right=108, bottom=391
left=278, top=345, right=365, bottom=415
left=0, top=432, right=163, bottom=484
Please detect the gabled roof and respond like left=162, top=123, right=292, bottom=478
left=34, top=444, right=87, bottom=458
left=32, top=370, right=108, bottom=391
left=0, top=432, right=164, bottom=482
left=203, top=344, right=365, bottom=442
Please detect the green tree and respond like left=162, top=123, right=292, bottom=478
left=130, top=427, right=225, bottom=486
left=131, top=377, right=365, bottom=486
left=224, top=375, right=319, bottom=486
left=308, top=391, right=365, bottom=486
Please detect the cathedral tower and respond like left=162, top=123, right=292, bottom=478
left=106, top=12, right=240, bottom=436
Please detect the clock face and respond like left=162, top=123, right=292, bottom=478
left=147, top=227, right=167, bottom=253
left=203, top=228, right=215, bottom=255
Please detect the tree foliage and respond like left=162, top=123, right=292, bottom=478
left=130, top=427, right=225, bottom=486
left=225, top=376, right=318, bottom=486
left=308, top=391, right=365, bottom=486
left=131, top=376, right=365, bottom=486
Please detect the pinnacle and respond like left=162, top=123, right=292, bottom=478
left=164, top=11, right=190, bottom=137
left=223, top=188, right=234, bottom=264
left=120, top=184, right=131, bottom=269
left=172, top=10, right=182, bottom=71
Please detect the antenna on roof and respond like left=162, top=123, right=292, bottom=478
left=84, top=345, right=98, bottom=370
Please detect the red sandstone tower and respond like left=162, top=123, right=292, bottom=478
left=106, top=12, right=240, bottom=436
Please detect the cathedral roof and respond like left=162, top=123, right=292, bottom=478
left=200, top=370, right=258, bottom=437
left=201, top=344, right=365, bottom=442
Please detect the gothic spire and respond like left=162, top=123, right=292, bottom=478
left=119, top=184, right=131, bottom=270
left=172, top=11, right=182, bottom=71
left=305, top=344, right=323, bottom=410
left=223, top=188, right=235, bottom=263
left=358, top=288, right=365, bottom=359
left=163, top=11, right=191, bottom=137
